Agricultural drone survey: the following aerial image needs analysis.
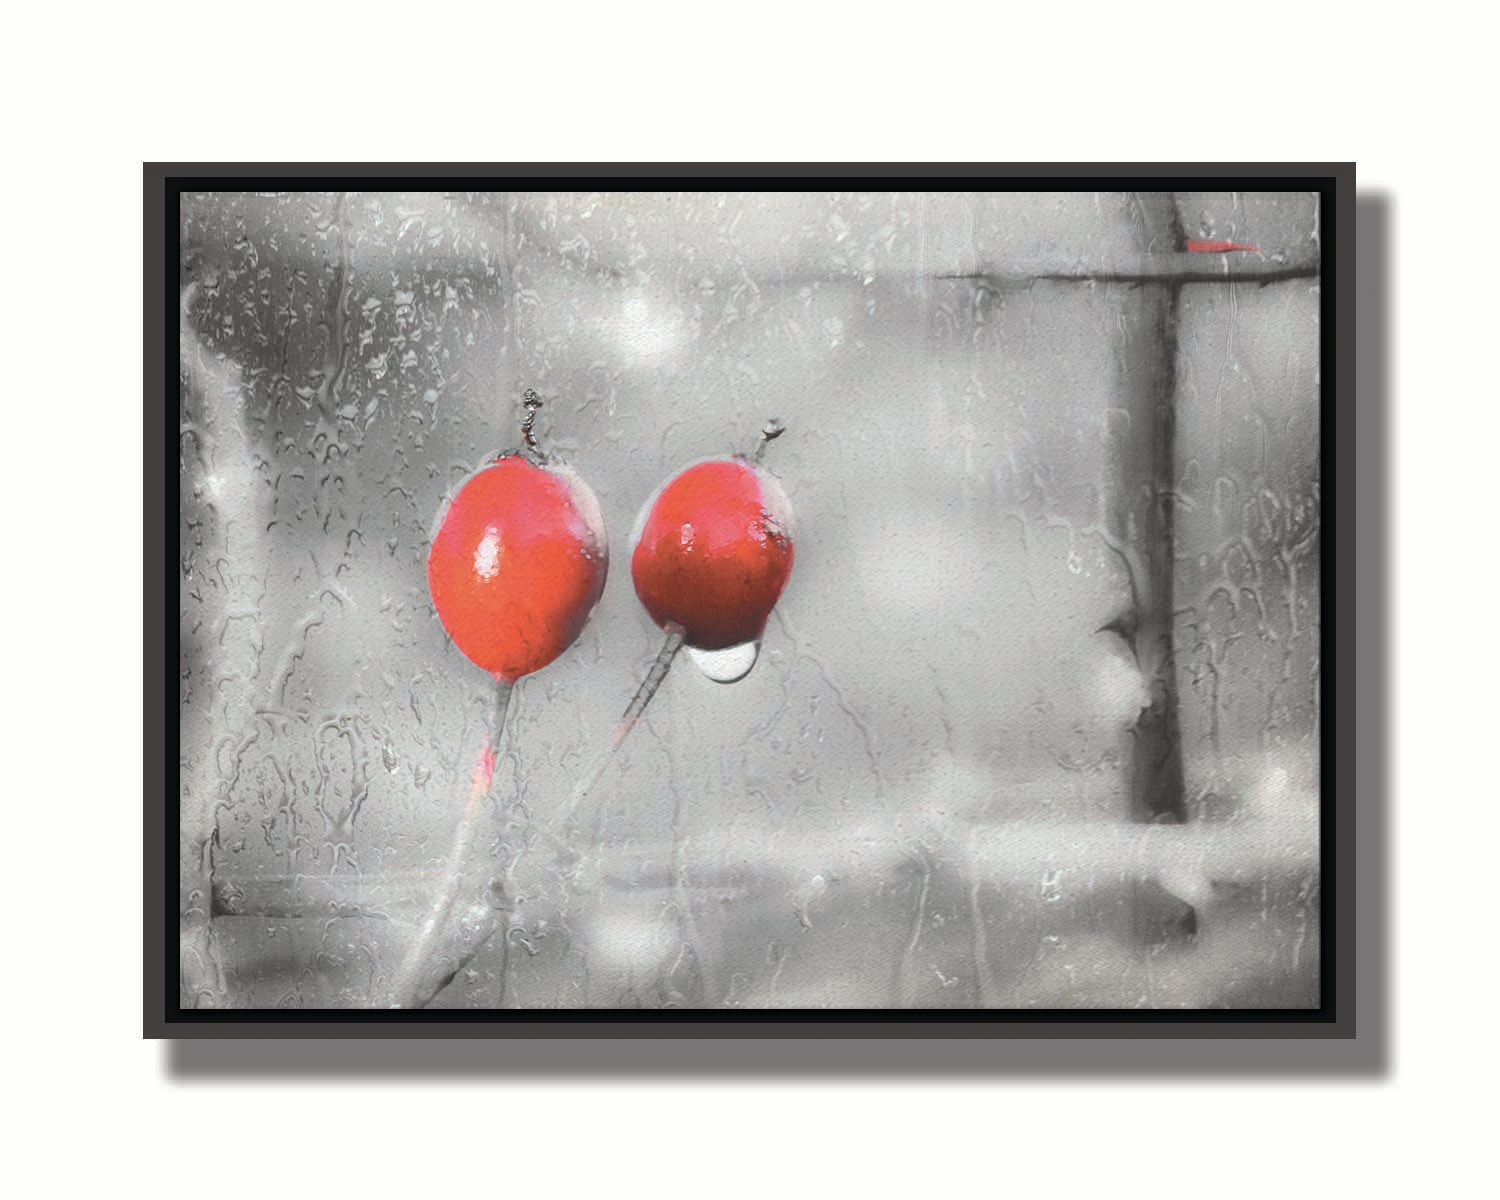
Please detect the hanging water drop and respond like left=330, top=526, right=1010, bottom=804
left=686, top=640, right=760, bottom=683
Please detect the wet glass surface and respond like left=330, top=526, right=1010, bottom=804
left=180, top=191, right=1320, bottom=1009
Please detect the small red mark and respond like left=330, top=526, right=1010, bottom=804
left=473, top=740, right=497, bottom=789
left=460, top=738, right=498, bottom=818
left=1186, top=239, right=1261, bottom=253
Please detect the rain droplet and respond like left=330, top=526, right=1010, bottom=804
left=686, top=640, right=759, bottom=683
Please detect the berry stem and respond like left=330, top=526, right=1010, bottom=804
left=550, top=623, right=685, bottom=840
left=751, top=417, right=784, bottom=464
left=521, top=388, right=544, bottom=459
left=383, top=677, right=513, bottom=1008
left=546, top=419, right=786, bottom=853
left=616, top=622, right=687, bottom=747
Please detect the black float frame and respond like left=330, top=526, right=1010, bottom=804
left=147, top=164, right=1364, bottom=1055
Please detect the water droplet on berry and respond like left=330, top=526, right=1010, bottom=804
left=474, top=526, right=503, bottom=579
left=686, top=640, right=760, bottom=683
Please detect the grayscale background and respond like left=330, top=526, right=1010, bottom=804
left=179, top=190, right=1321, bottom=1009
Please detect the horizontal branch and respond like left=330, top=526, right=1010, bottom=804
left=212, top=869, right=441, bottom=919
left=212, top=807, right=1318, bottom=920
left=941, top=253, right=1320, bottom=286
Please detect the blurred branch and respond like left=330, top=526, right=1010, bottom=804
left=180, top=835, right=229, bottom=1008
left=181, top=192, right=1319, bottom=288
left=212, top=807, right=1319, bottom=921
left=941, top=253, right=1319, bottom=285
left=179, top=276, right=259, bottom=1011
left=213, top=868, right=438, bottom=918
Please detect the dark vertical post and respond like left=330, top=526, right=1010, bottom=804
left=1133, top=287, right=1187, bottom=825
left=1115, top=192, right=1188, bottom=827
left=1115, top=193, right=1193, bottom=943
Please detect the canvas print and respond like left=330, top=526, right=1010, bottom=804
left=178, top=188, right=1323, bottom=1010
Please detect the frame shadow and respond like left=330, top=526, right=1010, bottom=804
left=161, top=182, right=1387, bottom=1080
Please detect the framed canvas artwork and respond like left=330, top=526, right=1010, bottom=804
left=149, top=164, right=1353, bottom=1039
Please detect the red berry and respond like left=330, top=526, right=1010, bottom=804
left=629, top=457, right=795, bottom=650
left=427, top=456, right=608, bottom=683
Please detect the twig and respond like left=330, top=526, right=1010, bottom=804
left=379, top=679, right=513, bottom=1008
left=548, top=623, right=685, bottom=843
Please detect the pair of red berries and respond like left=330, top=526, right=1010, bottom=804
left=426, top=431, right=795, bottom=690
left=393, top=412, right=793, bottom=1007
